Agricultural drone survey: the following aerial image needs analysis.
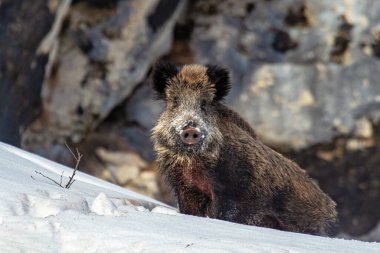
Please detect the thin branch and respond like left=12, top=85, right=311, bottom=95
left=65, top=142, right=77, bottom=161
left=64, top=142, right=83, bottom=189
left=34, top=143, right=83, bottom=189
left=67, top=179, right=76, bottom=188
left=60, top=170, right=64, bottom=185
left=35, top=170, right=64, bottom=188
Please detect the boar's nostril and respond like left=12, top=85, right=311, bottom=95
left=180, top=127, right=202, bottom=145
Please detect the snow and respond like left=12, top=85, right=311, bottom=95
left=0, top=142, right=379, bottom=253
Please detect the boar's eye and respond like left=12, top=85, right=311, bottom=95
left=201, top=99, right=207, bottom=111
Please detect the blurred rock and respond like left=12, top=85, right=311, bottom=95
left=125, top=82, right=164, bottom=132
left=0, top=0, right=70, bottom=146
left=121, top=126, right=156, bottom=161
left=346, top=138, right=375, bottom=151
left=354, top=118, right=373, bottom=139
left=22, top=0, right=186, bottom=155
left=96, top=147, right=146, bottom=185
left=189, top=0, right=380, bottom=149
left=122, top=81, right=165, bottom=161
left=109, top=0, right=380, bottom=157
left=97, top=147, right=147, bottom=168
left=233, top=61, right=380, bottom=149
left=94, top=147, right=171, bottom=202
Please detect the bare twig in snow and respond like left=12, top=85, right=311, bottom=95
left=60, top=171, right=64, bottom=186
left=34, top=170, right=65, bottom=188
left=33, top=142, right=83, bottom=189
left=64, top=142, right=82, bottom=189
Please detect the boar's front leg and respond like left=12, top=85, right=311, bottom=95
left=176, top=186, right=213, bottom=217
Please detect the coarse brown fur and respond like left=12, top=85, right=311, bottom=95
left=151, top=62, right=337, bottom=235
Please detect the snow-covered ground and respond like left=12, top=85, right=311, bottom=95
left=0, top=142, right=379, bottom=253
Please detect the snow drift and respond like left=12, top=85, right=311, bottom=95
left=0, top=142, right=379, bottom=253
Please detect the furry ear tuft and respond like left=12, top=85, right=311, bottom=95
left=152, top=61, right=178, bottom=100
left=206, top=65, right=231, bottom=101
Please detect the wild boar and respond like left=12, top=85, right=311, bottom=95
left=151, top=62, right=337, bottom=235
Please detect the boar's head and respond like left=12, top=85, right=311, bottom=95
left=151, top=62, right=230, bottom=157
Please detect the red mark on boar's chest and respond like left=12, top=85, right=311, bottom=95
left=183, top=167, right=215, bottom=200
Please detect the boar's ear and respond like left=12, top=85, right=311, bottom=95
left=206, top=65, right=231, bottom=101
left=152, top=61, right=179, bottom=100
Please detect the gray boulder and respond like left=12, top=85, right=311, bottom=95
left=22, top=0, right=186, bottom=152
left=190, top=0, right=380, bottom=149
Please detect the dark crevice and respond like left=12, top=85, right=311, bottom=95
left=194, top=1, right=218, bottom=16
left=284, top=4, right=310, bottom=27
left=161, top=0, right=196, bottom=65
left=271, top=29, right=298, bottom=53
left=0, top=0, right=54, bottom=145
left=371, top=41, right=380, bottom=58
left=72, top=0, right=119, bottom=8
left=173, top=20, right=194, bottom=41
left=330, top=15, right=353, bottom=64
left=245, top=2, right=255, bottom=14
left=76, top=29, right=94, bottom=54
left=148, top=0, right=181, bottom=33
left=76, top=105, right=85, bottom=116
left=370, top=30, right=380, bottom=59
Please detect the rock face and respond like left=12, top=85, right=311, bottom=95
left=189, top=0, right=380, bottom=149
left=0, top=0, right=70, bottom=145
left=22, top=0, right=185, bottom=155
left=234, top=61, right=380, bottom=148
left=121, top=80, right=164, bottom=161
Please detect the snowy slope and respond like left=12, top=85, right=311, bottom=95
left=0, top=142, right=379, bottom=253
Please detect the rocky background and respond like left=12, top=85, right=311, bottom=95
left=1, top=0, right=380, bottom=241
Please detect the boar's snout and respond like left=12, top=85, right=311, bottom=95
left=180, top=126, right=202, bottom=145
